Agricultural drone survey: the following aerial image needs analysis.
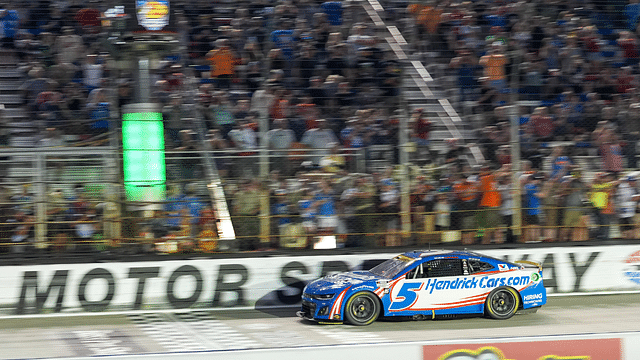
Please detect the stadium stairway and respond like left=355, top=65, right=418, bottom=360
left=361, top=0, right=483, bottom=167
left=0, top=47, right=40, bottom=189
left=401, top=60, right=479, bottom=161
left=0, top=48, right=36, bottom=148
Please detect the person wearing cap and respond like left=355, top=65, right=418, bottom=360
left=617, top=175, right=640, bottom=239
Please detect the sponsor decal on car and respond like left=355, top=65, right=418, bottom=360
left=523, top=293, right=543, bottom=301
left=415, top=275, right=531, bottom=295
left=388, top=274, right=534, bottom=311
left=522, top=293, right=544, bottom=305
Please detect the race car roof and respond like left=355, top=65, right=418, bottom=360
left=403, top=250, right=454, bottom=258
left=404, top=250, right=488, bottom=259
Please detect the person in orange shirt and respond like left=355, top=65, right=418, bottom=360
left=479, top=41, right=509, bottom=92
left=415, top=4, right=445, bottom=52
left=477, top=164, right=503, bottom=244
left=206, top=39, right=239, bottom=89
left=454, top=174, right=479, bottom=245
left=406, top=3, right=426, bottom=52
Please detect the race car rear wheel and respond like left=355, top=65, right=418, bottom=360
left=485, top=287, right=519, bottom=320
left=344, top=291, right=380, bottom=326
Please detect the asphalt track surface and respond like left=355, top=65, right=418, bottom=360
left=0, top=294, right=639, bottom=359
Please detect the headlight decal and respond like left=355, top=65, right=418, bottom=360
left=303, top=292, right=337, bottom=301
left=314, top=293, right=336, bottom=300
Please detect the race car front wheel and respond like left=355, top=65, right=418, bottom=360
left=344, top=291, right=380, bottom=326
left=485, top=287, right=519, bottom=320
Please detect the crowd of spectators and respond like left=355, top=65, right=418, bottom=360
left=5, top=0, right=640, bottom=254
left=2, top=0, right=404, bottom=147
left=0, top=0, right=406, bottom=253
left=402, top=0, right=640, bottom=168
left=392, top=0, right=640, bottom=244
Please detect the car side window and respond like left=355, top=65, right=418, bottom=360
left=467, top=260, right=494, bottom=274
left=423, top=259, right=463, bottom=278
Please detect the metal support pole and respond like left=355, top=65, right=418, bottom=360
left=259, top=115, right=270, bottom=245
left=399, top=107, right=411, bottom=239
left=35, top=153, right=46, bottom=249
left=137, top=57, right=151, bottom=103
left=510, top=105, right=522, bottom=239
left=108, top=70, right=122, bottom=240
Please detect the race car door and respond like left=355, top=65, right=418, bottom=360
left=386, top=258, right=483, bottom=316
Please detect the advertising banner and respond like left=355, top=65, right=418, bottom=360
left=2, top=245, right=640, bottom=314
left=423, top=338, right=622, bottom=360
left=118, top=0, right=176, bottom=33
left=135, top=1, right=169, bottom=31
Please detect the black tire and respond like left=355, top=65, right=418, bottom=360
left=344, top=291, right=380, bottom=326
left=485, top=287, right=519, bottom=320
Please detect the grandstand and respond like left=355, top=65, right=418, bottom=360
left=1, top=0, right=639, bottom=258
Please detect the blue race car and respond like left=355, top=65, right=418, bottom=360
left=297, top=250, right=546, bottom=325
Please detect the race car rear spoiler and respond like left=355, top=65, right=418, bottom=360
left=514, top=260, right=542, bottom=271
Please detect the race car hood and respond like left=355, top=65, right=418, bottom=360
left=305, top=271, right=382, bottom=294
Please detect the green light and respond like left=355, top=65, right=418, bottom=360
left=122, top=118, right=164, bottom=150
left=122, top=112, right=163, bottom=121
left=122, top=111, right=166, bottom=202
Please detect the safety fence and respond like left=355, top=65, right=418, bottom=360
left=0, top=144, right=636, bottom=256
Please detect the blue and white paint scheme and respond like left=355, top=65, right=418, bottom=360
left=298, top=250, right=546, bottom=325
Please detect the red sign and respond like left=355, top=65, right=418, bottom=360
left=423, top=339, right=621, bottom=360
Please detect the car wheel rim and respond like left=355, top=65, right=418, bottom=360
left=351, top=296, right=375, bottom=321
left=491, top=289, right=516, bottom=315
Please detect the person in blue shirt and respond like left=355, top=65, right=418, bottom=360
left=270, top=24, right=296, bottom=62
left=298, top=188, right=317, bottom=236
left=165, top=185, right=185, bottom=230
left=321, top=2, right=342, bottom=26
left=86, top=88, right=110, bottom=134
left=449, top=49, right=478, bottom=103
left=272, top=190, right=292, bottom=241
left=183, top=187, right=204, bottom=228
left=626, top=0, right=640, bottom=31
left=0, top=9, right=19, bottom=49
left=549, top=146, right=572, bottom=180
left=314, top=180, right=337, bottom=234
left=523, top=173, right=545, bottom=243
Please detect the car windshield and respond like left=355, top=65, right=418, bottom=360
left=369, top=255, right=417, bottom=279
